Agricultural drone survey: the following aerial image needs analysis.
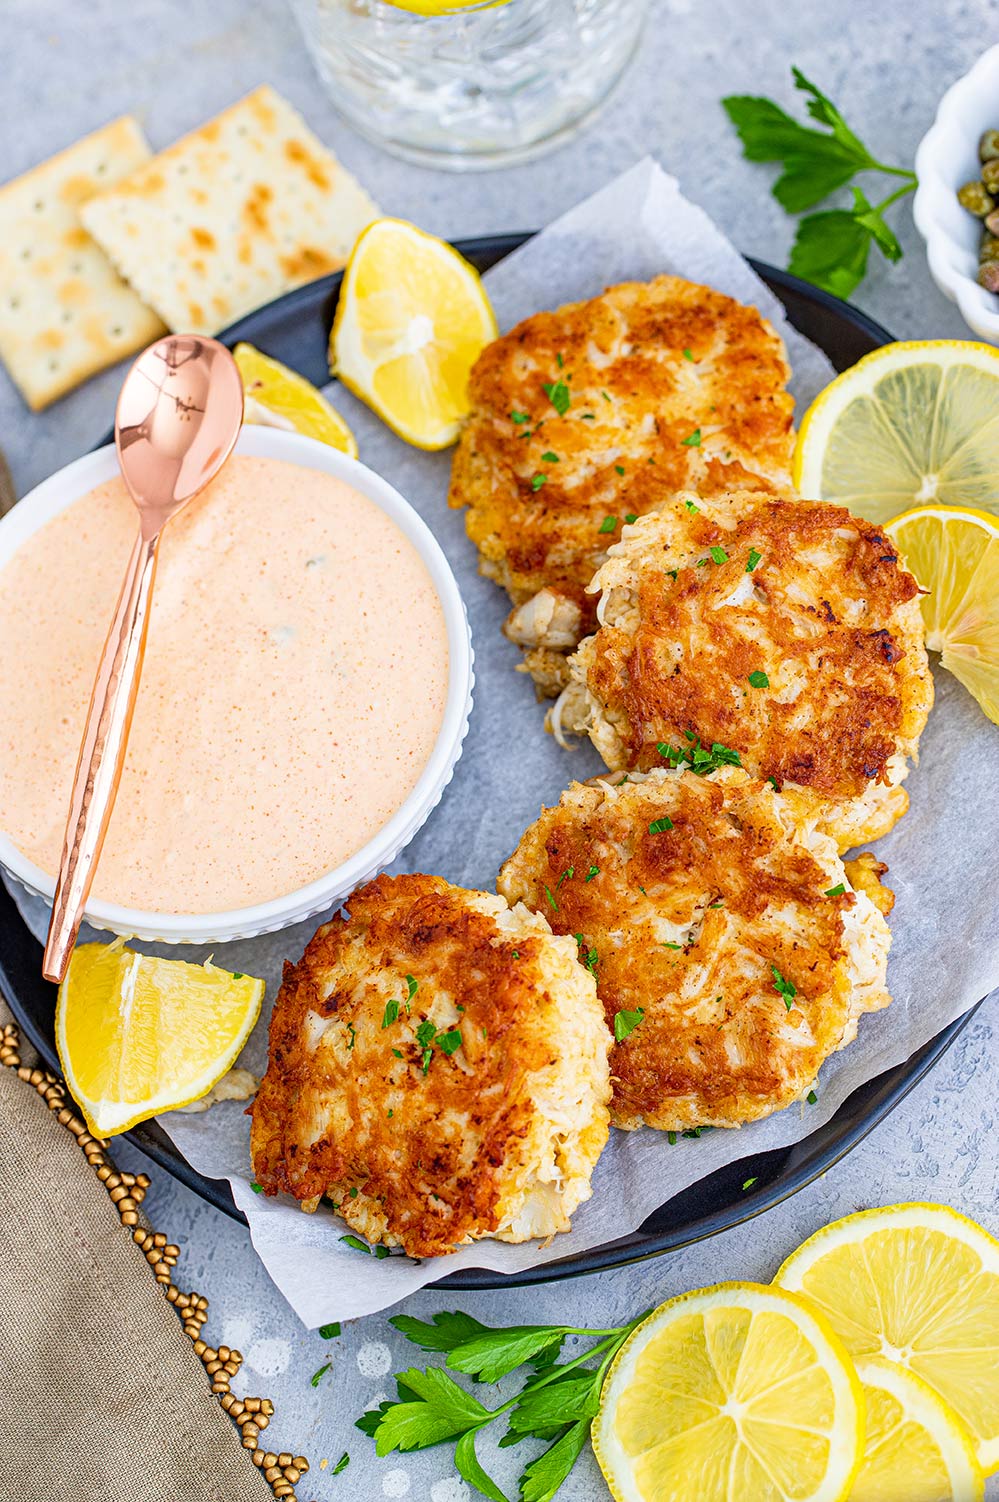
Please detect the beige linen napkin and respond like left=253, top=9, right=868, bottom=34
left=0, top=999, right=300, bottom=1502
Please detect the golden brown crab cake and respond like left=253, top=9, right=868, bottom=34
left=552, top=489, right=933, bottom=852
left=250, top=873, right=611, bottom=1258
left=498, top=768, right=893, bottom=1133
left=448, top=275, right=794, bottom=692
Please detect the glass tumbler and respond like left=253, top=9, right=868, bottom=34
left=287, top=0, right=648, bottom=170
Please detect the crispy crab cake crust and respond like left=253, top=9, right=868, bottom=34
left=448, top=275, right=794, bottom=685
left=250, top=873, right=611, bottom=1258
left=554, top=489, right=933, bottom=850
left=498, top=769, right=893, bottom=1132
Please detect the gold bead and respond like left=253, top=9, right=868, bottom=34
left=242, top=1432, right=257, bottom=1450
left=264, top=1465, right=281, bottom=1483
left=260, top=1399, right=275, bottom=1416
left=193, top=1339, right=207, bottom=1356
left=255, top=1413, right=269, bottom=1431
left=278, top=1454, right=292, bottom=1469
left=263, top=1453, right=277, bottom=1468
left=294, top=1457, right=308, bottom=1472
left=285, top=1467, right=301, bottom=1484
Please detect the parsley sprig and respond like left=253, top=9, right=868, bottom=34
left=357, top=1309, right=650, bottom=1501
left=722, top=68, right=917, bottom=298
left=657, top=732, right=742, bottom=775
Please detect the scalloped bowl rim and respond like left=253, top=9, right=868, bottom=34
left=0, top=426, right=474, bottom=944
left=913, top=41, right=999, bottom=342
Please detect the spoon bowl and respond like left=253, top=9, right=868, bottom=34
left=42, top=334, right=244, bottom=982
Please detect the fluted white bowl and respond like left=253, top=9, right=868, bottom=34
left=914, top=42, right=999, bottom=342
left=0, top=425, right=473, bottom=944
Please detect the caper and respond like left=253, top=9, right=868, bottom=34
left=986, top=207, right=999, bottom=237
left=958, top=179, right=995, bottom=216
left=978, top=260, right=999, bottom=293
left=980, top=128, right=999, bottom=163
left=981, top=230, right=999, bottom=261
left=982, top=158, right=999, bottom=193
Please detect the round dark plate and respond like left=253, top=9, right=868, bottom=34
left=2, top=235, right=979, bottom=1291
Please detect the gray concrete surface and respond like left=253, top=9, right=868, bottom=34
left=2, top=0, right=997, bottom=1495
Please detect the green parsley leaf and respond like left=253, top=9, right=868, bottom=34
left=391, top=1048, right=403, bottom=1059
left=346, top=1022, right=356, bottom=1051
left=448, top=1327, right=569, bottom=1383
left=748, top=670, right=770, bottom=688
left=625, top=512, right=638, bottom=524
left=599, top=515, right=618, bottom=534
left=614, top=464, right=625, bottom=475
left=710, top=545, right=728, bottom=564
left=722, top=92, right=869, bottom=212
left=825, top=883, right=846, bottom=896
left=767, top=775, right=780, bottom=790
left=584, top=865, right=600, bottom=882
left=340, top=1234, right=373, bottom=1254
left=311, top=1362, right=331, bottom=1387
left=231, top=972, right=244, bottom=979
left=436, top=1028, right=463, bottom=1056
left=250, top=1181, right=263, bottom=1194
left=657, top=736, right=742, bottom=775
left=519, top=1418, right=591, bottom=1502
left=601, top=389, right=612, bottom=402
left=771, top=964, right=797, bottom=1010
left=684, top=498, right=700, bottom=513
left=788, top=203, right=872, bottom=299
left=406, top=974, right=418, bottom=999
left=454, top=1432, right=509, bottom=1502
left=662, top=941, right=682, bottom=950
left=556, top=865, right=575, bottom=888
left=542, top=379, right=570, bottom=415
left=369, top=1366, right=490, bottom=1457
left=511, top=411, right=529, bottom=424
left=543, top=884, right=558, bottom=912
left=668, top=1131, right=677, bottom=1144
left=332, top=1450, right=350, bottom=1474
left=613, top=1007, right=645, bottom=1042
left=747, top=547, right=762, bottom=571
left=648, top=816, right=674, bottom=834
left=392, top=1311, right=490, bottom=1354
left=530, top=474, right=547, bottom=492
left=681, top=428, right=702, bottom=447
left=382, top=999, right=400, bottom=1028
left=807, top=1089, right=818, bottom=1104
left=507, top=1369, right=601, bottom=1435
left=742, top=1177, right=758, bottom=1191
left=540, top=450, right=559, bottom=463
left=415, top=1020, right=436, bottom=1047
left=319, top=1322, right=342, bottom=1340
left=683, top=347, right=695, bottom=361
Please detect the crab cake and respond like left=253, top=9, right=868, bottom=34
left=448, top=275, right=794, bottom=693
left=498, top=768, right=893, bottom=1133
left=552, top=489, right=933, bottom=852
left=250, top=873, right=611, bottom=1258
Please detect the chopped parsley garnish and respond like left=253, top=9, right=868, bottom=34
left=250, top=1181, right=263, bottom=1194
left=625, top=512, right=638, bottom=524
left=531, top=473, right=547, bottom=492
left=767, top=775, right=779, bottom=790
left=601, top=389, right=612, bottom=401
left=648, top=816, right=674, bottom=834
left=657, top=735, right=742, bottom=775
left=806, top=1089, right=818, bottom=1104
left=581, top=412, right=595, bottom=419
left=613, top=1008, right=645, bottom=1042
left=742, top=1177, right=758, bottom=1191
left=391, top=1048, right=403, bottom=1059
left=585, top=865, right=600, bottom=882
left=614, top=464, right=625, bottom=475
left=748, top=669, right=770, bottom=688
left=319, top=1322, right=341, bottom=1339
left=556, top=352, right=564, bottom=368
left=668, top=1131, right=677, bottom=1144
left=681, top=429, right=702, bottom=447
left=662, top=940, right=682, bottom=950
left=666, top=568, right=678, bottom=581
left=696, top=559, right=709, bottom=567
left=406, top=974, right=418, bottom=1000
left=346, top=1022, right=357, bottom=1051
left=771, top=964, right=797, bottom=1010
left=437, top=1029, right=463, bottom=1057
left=416, top=1019, right=437, bottom=1073
left=599, top=515, right=618, bottom=534
left=543, top=884, right=558, bottom=912
left=349, top=1186, right=359, bottom=1198
left=709, top=899, right=725, bottom=908
left=747, top=547, right=762, bottom=572
left=511, top=950, right=519, bottom=959
left=542, top=378, right=571, bottom=415
left=511, top=410, right=529, bottom=424
left=825, top=883, right=845, bottom=896
left=709, top=545, right=728, bottom=564
left=557, top=865, right=575, bottom=888
left=684, top=498, right=700, bottom=513
left=231, top=972, right=244, bottom=980
left=340, top=1234, right=373, bottom=1254
left=311, top=1363, right=331, bottom=1387
left=683, top=348, right=695, bottom=361
left=332, top=1452, right=350, bottom=1475
left=382, top=999, right=400, bottom=1028
left=541, top=450, right=559, bottom=463
left=574, top=934, right=599, bottom=973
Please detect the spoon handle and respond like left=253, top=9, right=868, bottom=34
left=42, top=527, right=161, bottom=983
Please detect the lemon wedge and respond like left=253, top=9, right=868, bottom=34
left=593, top=1281, right=864, bottom=1502
left=234, top=342, right=357, bottom=457
left=56, top=942, right=263, bottom=1137
left=330, top=217, right=497, bottom=449
left=794, top=340, right=999, bottom=526
left=776, top=1203, right=999, bottom=1474
left=886, top=505, right=999, bottom=724
left=852, top=1356, right=984, bottom=1502
left=382, top=0, right=509, bottom=11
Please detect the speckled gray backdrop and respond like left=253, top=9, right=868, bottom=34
left=1, top=0, right=997, bottom=1496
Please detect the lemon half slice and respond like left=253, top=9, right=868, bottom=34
left=794, top=340, right=999, bottom=526
left=852, top=1355, right=984, bottom=1502
left=593, top=1281, right=864, bottom=1502
left=56, top=942, right=264, bottom=1137
left=776, top=1203, right=999, bottom=1474
left=330, top=217, right=497, bottom=450
left=234, top=342, right=358, bottom=457
left=886, top=505, right=999, bottom=725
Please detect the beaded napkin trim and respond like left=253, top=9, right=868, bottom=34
left=0, top=1019, right=310, bottom=1501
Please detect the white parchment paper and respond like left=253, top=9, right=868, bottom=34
left=13, top=161, right=999, bottom=1323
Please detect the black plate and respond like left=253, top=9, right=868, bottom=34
left=2, top=235, right=979, bottom=1291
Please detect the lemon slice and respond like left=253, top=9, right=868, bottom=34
left=330, top=217, right=497, bottom=450
left=234, top=342, right=357, bottom=457
left=794, top=340, right=999, bottom=526
left=852, top=1356, right=984, bottom=1502
left=56, top=942, right=264, bottom=1137
left=593, top=1281, right=864, bottom=1502
left=776, top=1203, right=999, bottom=1474
left=382, top=0, right=508, bottom=11
left=885, top=505, right=999, bottom=724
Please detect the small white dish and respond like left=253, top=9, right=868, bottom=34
left=914, top=42, right=999, bottom=343
left=0, top=425, right=473, bottom=945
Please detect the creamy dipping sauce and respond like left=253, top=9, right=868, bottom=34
left=0, top=455, right=450, bottom=913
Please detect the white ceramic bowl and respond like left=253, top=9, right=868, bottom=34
left=0, top=426, right=473, bottom=944
left=914, top=42, right=999, bottom=342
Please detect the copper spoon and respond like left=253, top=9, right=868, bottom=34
left=42, top=334, right=244, bottom=983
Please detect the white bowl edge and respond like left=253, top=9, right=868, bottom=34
left=0, top=426, right=474, bottom=944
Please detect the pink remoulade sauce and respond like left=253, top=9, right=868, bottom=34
left=0, top=455, right=449, bottom=913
